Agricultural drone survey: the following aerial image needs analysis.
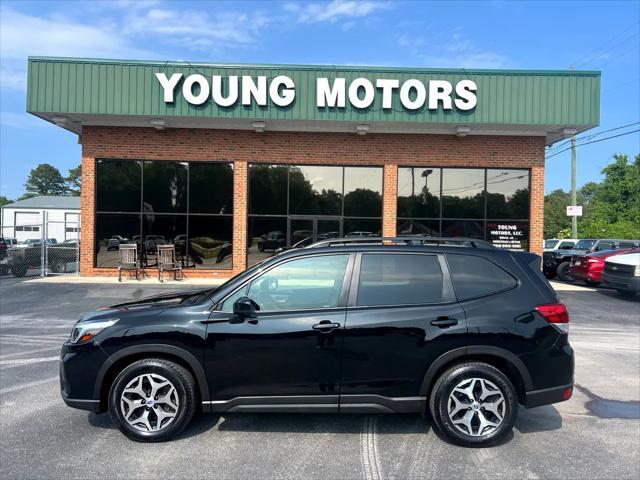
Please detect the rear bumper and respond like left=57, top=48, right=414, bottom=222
left=525, top=383, right=573, bottom=408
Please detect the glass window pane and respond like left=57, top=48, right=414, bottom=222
left=486, top=221, right=529, bottom=251
left=446, top=254, right=517, bottom=300
left=486, top=169, right=530, bottom=219
left=189, top=162, right=234, bottom=214
left=142, top=214, right=187, bottom=267
left=397, top=167, right=441, bottom=218
left=357, top=254, right=444, bottom=306
left=249, top=164, right=288, bottom=215
left=442, top=220, right=484, bottom=239
left=97, top=160, right=141, bottom=212
left=247, top=255, right=349, bottom=311
left=441, top=168, right=485, bottom=218
left=344, top=167, right=382, bottom=217
left=397, top=219, right=440, bottom=236
left=247, top=216, right=287, bottom=267
left=142, top=161, right=188, bottom=213
left=188, top=216, right=233, bottom=269
left=95, top=213, right=141, bottom=267
left=289, top=166, right=343, bottom=215
left=344, top=218, right=381, bottom=237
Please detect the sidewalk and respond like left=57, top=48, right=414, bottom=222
left=23, top=275, right=227, bottom=286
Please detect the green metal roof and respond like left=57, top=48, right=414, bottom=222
left=27, top=56, right=600, bottom=128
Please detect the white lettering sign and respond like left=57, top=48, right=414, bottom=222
left=566, top=205, right=583, bottom=216
left=155, top=73, right=478, bottom=111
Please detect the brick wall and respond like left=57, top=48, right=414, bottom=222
left=80, top=126, right=546, bottom=278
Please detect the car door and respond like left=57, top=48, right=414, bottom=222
left=339, top=252, right=467, bottom=409
left=205, top=253, right=353, bottom=410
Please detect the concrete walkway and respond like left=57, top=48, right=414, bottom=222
left=23, top=275, right=227, bottom=286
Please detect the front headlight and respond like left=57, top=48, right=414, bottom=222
left=69, top=318, right=119, bottom=343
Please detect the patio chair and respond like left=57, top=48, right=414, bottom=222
left=117, top=244, right=141, bottom=281
left=157, top=245, right=183, bottom=282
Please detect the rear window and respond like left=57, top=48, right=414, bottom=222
left=446, top=254, right=517, bottom=300
left=357, top=254, right=444, bottom=306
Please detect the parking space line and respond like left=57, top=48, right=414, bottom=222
left=0, top=376, right=58, bottom=395
left=0, top=347, right=60, bottom=359
left=0, top=356, right=59, bottom=367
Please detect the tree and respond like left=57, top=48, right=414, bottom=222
left=66, top=164, right=82, bottom=196
left=24, top=163, right=68, bottom=196
left=0, top=195, right=12, bottom=207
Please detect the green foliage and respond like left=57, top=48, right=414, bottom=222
left=24, top=163, right=68, bottom=196
left=66, top=164, right=82, bottom=196
left=544, top=153, right=640, bottom=239
left=0, top=195, right=12, bottom=207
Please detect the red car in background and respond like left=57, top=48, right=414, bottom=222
left=570, top=248, right=639, bottom=286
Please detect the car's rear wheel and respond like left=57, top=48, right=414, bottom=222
left=429, top=362, right=518, bottom=447
left=556, top=261, right=574, bottom=282
left=108, top=358, right=197, bottom=442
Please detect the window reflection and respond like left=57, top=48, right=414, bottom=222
left=441, top=168, right=485, bottom=219
left=95, top=213, right=141, bottom=267
left=398, top=168, right=441, bottom=218
left=97, top=160, right=141, bottom=212
left=397, top=219, right=440, bottom=236
left=442, top=220, right=484, bottom=239
left=188, top=216, right=233, bottom=269
left=247, top=216, right=287, bottom=267
left=190, top=163, right=234, bottom=214
left=289, top=166, right=342, bottom=215
left=486, top=169, right=530, bottom=219
left=249, top=165, right=288, bottom=215
left=143, top=161, right=188, bottom=213
left=142, top=214, right=187, bottom=267
left=344, top=219, right=381, bottom=237
left=344, top=167, right=383, bottom=217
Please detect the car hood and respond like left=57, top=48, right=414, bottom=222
left=606, top=253, right=640, bottom=266
left=76, top=288, right=215, bottom=324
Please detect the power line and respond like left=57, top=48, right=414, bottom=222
left=572, top=22, right=640, bottom=68
left=546, top=121, right=640, bottom=154
left=545, top=128, right=640, bottom=160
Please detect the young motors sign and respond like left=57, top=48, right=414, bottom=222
left=155, top=73, right=478, bottom=111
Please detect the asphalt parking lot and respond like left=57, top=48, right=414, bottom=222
left=1, top=277, right=638, bottom=480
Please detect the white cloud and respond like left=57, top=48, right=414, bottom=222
left=397, top=30, right=510, bottom=69
left=0, top=111, right=46, bottom=129
left=284, top=1, right=388, bottom=23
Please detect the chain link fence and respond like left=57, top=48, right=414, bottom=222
left=1, top=213, right=80, bottom=278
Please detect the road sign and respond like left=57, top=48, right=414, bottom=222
left=566, top=205, right=583, bottom=216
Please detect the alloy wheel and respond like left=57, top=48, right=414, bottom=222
left=447, top=377, right=506, bottom=437
left=120, top=373, right=180, bottom=432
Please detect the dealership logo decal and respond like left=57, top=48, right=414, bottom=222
left=155, top=73, right=477, bottom=111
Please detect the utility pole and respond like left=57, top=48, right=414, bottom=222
left=571, top=135, right=578, bottom=239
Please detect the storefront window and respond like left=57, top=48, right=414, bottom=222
left=95, top=159, right=233, bottom=269
left=249, top=164, right=288, bottom=215
left=289, top=165, right=342, bottom=216
left=397, top=167, right=530, bottom=250
left=344, top=167, right=383, bottom=217
left=247, top=216, right=287, bottom=267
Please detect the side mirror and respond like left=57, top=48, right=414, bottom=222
left=230, top=296, right=258, bottom=323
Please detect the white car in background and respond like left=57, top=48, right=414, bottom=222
left=544, top=238, right=578, bottom=252
left=602, top=252, right=640, bottom=298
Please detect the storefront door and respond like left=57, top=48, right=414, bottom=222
left=289, top=217, right=342, bottom=247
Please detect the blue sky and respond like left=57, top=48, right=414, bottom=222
left=1, top=0, right=638, bottom=200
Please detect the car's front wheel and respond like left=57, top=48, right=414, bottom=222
left=429, top=362, right=518, bottom=447
left=108, top=358, right=197, bottom=442
left=556, top=261, right=574, bottom=282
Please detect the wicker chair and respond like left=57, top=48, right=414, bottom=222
left=157, top=245, right=183, bottom=282
left=117, top=244, right=141, bottom=282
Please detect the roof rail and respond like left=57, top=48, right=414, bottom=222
left=307, top=236, right=496, bottom=249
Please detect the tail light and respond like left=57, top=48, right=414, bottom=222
left=535, top=303, right=569, bottom=333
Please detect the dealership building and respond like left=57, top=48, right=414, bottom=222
left=26, top=57, right=600, bottom=279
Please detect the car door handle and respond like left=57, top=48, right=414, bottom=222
left=430, top=317, right=458, bottom=328
left=312, top=321, right=341, bottom=332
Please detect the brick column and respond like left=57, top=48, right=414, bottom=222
left=529, top=165, right=545, bottom=257
left=382, top=164, right=398, bottom=237
left=80, top=154, right=95, bottom=275
left=232, top=160, right=248, bottom=273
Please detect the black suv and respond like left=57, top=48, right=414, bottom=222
left=60, top=237, right=573, bottom=447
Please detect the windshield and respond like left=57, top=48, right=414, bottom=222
left=574, top=239, right=596, bottom=250
left=544, top=240, right=559, bottom=249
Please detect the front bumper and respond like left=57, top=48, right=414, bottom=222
left=60, top=341, right=109, bottom=412
left=602, top=273, right=640, bottom=292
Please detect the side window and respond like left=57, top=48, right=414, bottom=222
left=595, top=241, right=614, bottom=251
left=244, top=255, right=349, bottom=312
left=559, top=241, right=575, bottom=249
left=357, top=254, right=444, bottom=306
left=619, top=242, right=635, bottom=249
left=221, top=285, right=249, bottom=312
left=446, top=254, right=517, bottom=300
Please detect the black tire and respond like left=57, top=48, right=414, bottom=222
left=429, top=362, right=518, bottom=447
left=108, top=358, right=197, bottom=442
left=543, top=271, right=556, bottom=279
left=50, top=260, right=66, bottom=273
left=584, top=279, right=600, bottom=287
left=556, top=261, right=574, bottom=282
